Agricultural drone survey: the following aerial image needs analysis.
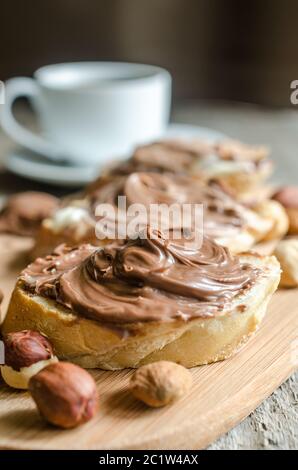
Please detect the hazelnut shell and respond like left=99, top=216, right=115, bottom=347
left=130, top=361, right=192, bottom=407
left=4, top=330, right=54, bottom=371
left=29, top=362, right=98, bottom=429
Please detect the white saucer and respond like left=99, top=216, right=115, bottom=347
left=4, top=123, right=226, bottom=187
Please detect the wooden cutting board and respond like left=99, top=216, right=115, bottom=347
left=0, top=235, right=297, bottom=450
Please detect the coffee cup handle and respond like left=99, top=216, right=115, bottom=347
left=0, top=77, right=63, bottom=160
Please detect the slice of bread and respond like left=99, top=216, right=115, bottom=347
left=31, top=175, right=275, bottom=260
left=31, top=207, right=273, bottom=260
left=115, top=138, right=273, bottom=197
left=1, top=253, right=280, bottom=370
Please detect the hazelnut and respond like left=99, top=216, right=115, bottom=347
left=0, top=330, right=58, bottom=389
left=129, top=361, right=192, bottom=407
left=29, top=362, right=98, bottom=428
left=272, top=186, right=298, bottom=209
left=272, top=187, right=298, bottom=235
left=273, top=238, right=298, bottom=287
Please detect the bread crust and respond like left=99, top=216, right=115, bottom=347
left=30, top=225, right=99, bottom=260
left=254, top=199, right=289, bottom=241
left=210, top=163, right=272, bottom=198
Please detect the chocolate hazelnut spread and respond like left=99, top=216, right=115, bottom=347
left=0, top=192, right=59, bottom=236
left=21, top=229, right=258, bottom=324
left=86, top=172, right=248, bottom=241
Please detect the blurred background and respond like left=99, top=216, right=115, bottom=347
left=1, top=0, right=298, bottom=107
left=0, top=0, right=298, bottom=194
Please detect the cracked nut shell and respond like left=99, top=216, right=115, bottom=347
left=129, top=361, right=193, bottom=407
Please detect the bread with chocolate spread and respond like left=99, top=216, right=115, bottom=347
left=0, top=191, right=59, bottom=237
left=32, top=172, right=273, bottom=259
left=105, top=138, right=273, bottom=199
left=2, top=228, right=280, bottom=370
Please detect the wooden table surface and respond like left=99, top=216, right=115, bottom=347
left=0, top=101, right=297, bottom=449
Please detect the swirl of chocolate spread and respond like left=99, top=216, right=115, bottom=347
left=21, top=229, right=258, bottom=324
left=0, top=192, right=59, bottom=236
left=86, top=172, right=245, bottom=241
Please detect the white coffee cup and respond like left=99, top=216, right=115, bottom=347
left=0, top=62, right=172, bottom=166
